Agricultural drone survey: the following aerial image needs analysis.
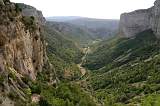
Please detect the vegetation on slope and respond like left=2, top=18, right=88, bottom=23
left=46, top=21, right=95, bottom=47
left=8, top=20, right=97, bottom=106
left=84, top=29, right=160, bottom=70
left=43, top=23, right=84, bottom=80
left=39, top=83, right=96, bottom=106
left=66, top=18, right=119, bottom=39
left=83, top=29, right=160, bottom=105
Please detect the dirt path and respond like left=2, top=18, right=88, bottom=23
left=77, top=47, right=90, bottom=77
left=76, top=47, right=102, bottom=106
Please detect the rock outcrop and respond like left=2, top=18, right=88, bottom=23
left=119, top=8, right=152, bottom=37
left=119, top=0, right=160, bottom=38
left=151, top=0, right=160, bottom=38
left=18, top=3, right=46, bottom=25
left=0, top=0, right=48, bottom=103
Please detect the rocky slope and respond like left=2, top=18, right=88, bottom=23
left=119, top=0, right=160, bottom=38
left=0, top=0, right=50, bottom=104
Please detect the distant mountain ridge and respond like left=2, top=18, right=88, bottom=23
left=46, top=16, right=82, bottom=22
left=46, top=21, right=95, bottom=46
left=46, top=16, right=119, bottom=39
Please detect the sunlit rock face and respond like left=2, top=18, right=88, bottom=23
left=119, top=0, right=160, bottom=38
left=0, top=0, right=46, bottom=81
left=0, top=0, right=50, bottom=103
left=119, top=8, right=152, bottom=37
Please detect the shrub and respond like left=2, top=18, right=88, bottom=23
left=8, top=92, right=18, bottom=100
left=0, top=75, right=5, bottom=86
left=23, top=88, right=32, bottom=96
left=15, top=4, right=22, bottom=12
left=22, top=16, right=37, bottom=31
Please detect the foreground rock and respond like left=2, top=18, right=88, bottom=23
left=0, top=0, right=49, bottom=104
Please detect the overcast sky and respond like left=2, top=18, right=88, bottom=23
left=11, top=0, right=155, bottom=19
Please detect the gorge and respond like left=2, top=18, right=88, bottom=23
left=1, top=0, right=160, bottom=106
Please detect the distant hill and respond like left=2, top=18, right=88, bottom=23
left=46, top=21, right=96, bottom=46
left=46, top=16, right=82, bottom=22
left=46, top=16, right=119, bottom=39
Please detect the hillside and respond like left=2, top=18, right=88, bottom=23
left=43, top=23, right=84, bottom=80
left=46, top=17, right=119, bottom=39
left=83, top=29, right=160, bottom=105
left=46, top=21, right=95, bottom=46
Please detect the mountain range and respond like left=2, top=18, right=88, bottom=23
left=46, top=16, right=119, bottom=39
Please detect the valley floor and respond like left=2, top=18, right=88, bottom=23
left=77, top=47, right=90, bottom=77
left=76, top=45, right=103, bottom=106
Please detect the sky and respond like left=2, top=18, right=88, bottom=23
left=10, top=0, right=155, bottom=19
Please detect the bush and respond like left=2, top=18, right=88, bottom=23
left=23, top=88, right=32, bottom=96
left=0, top=75, right=5, bottom=86
left=15, top=4, right=22, bottom=12
left=8, top=92, right=18, bottom=100
left=22, top=16, right=37, bottom=31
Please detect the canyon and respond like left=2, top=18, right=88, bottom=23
left=1, top=0, right=160, bottom=105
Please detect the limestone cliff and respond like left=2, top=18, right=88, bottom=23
left=0, top=0, right=48, bottom=103
left=151, top=0, right=160, bottom=38
left=119, top=0, right=160, bottom=38
left=119, top=8, right=152, bottom=37
left=17, top=3, right=46, bottom=25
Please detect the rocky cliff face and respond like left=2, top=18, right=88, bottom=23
left=119, top=8, right=152, bottom=37
left=0, top=0, right=48, bottom=103
left=119, top=0, right=160, bottom=38
left=151, top=0, right=160, bottom=38
left=18, top=3, right=46, bottom=25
